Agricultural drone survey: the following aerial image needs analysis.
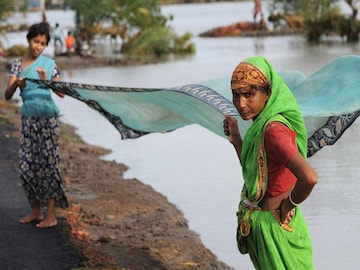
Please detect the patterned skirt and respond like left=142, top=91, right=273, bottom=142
left=19, top=116, right=68, bottom=209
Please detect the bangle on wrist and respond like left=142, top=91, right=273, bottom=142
left=289, top=192, right=300, bottom=206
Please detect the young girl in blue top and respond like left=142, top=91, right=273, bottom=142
left=5, top=21, right=68, bottom=228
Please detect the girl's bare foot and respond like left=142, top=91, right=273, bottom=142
left=35, top=198, right=58, bottom=228
left=19, top=213, right=44, bottom=224
left=36, top=217, right=58, bottom=228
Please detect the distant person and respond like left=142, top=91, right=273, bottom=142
left=42, top=9, right=47, bottom=22
left=253, top=0, right=262, bottom=25
left=4, top=21, right=68, bottom=228
left=80, top=36, right=92, bottom=58
left=0, top=42, right=5, bottom=57
left=53, top=22, right=63, bottom=55
left=65, top=31, right=76, bottom=55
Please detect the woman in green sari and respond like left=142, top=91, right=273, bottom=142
left=223, top=56, right=318, bottom=269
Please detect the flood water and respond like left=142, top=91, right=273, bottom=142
left=4, top=2, right=360, bottom=269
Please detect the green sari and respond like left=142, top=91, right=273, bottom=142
left=237, top=57, right=313, bottom=269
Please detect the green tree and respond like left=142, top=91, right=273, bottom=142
left=270, top=0, right=360, bottom=42
left=63, top=0, right=194, bottom=57
left=343, top=0, right=359, bottom=41
left=0, top=0, right=15, bottom=45
left=301, top=0, right=343, bottom=42
left=0, top=0, right=14, bottom=21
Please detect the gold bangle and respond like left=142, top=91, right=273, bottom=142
left=289, top=193, right=300, bottom=206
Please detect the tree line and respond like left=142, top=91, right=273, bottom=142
left=1, top=1, right=359, bottom=59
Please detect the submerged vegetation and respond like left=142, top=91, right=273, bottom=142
left=270, top=0, right=360, bottom=42
left=1, top=0, right=360, bottom=58
left=62, top=0, right=196, bottom=57
left=1, top=0, right=195, bottom=58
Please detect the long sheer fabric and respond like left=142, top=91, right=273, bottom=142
left=26, top=55, right=360, bottom=157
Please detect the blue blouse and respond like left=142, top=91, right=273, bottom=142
left=10, top=55, right=61, bottom=117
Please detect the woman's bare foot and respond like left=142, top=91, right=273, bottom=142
left=36, top=217, right=58, bottom=228
left=19, top=213, right=44, bottom=224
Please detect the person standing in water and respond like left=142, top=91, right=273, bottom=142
left=53, top=22, right=63, bottom=55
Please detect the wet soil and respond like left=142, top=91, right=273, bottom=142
left=0, top=57, right=233, bottom=270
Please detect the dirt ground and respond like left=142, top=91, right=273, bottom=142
left=0, top=57, right=233, bottom=270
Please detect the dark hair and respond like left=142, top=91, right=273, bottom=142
left=250, top=83, right=272, bottom=95
left=26, top=22, right=51, bottom=45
